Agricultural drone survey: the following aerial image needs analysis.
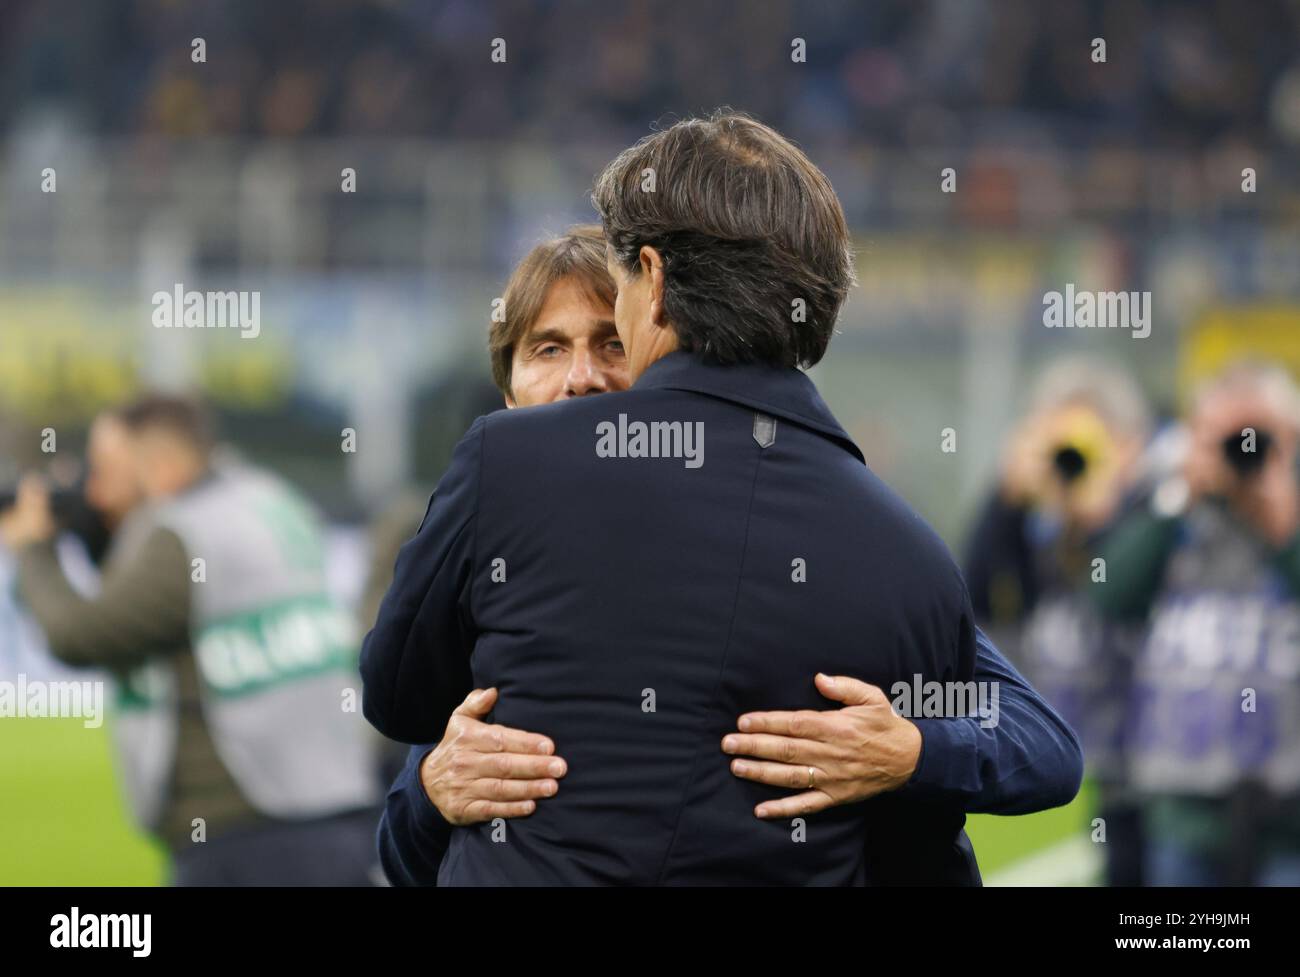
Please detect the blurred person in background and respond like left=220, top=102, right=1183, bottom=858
left=0, top=395, right=380, bottom=884
left=964, top=358, right=1152, bottom=885
left=1092, top=360, right=1300, bottom=886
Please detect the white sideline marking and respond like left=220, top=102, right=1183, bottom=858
left=985, top=835, right=1101, bottom=887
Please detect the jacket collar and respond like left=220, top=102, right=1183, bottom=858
left=633, top=351, right=864, bottom=464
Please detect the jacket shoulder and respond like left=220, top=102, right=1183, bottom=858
left=477, top=389, right=681, bottom=452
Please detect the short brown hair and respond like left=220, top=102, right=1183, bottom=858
left=488, top=225, right=616, bottom=397
left=116, top=393, right=215, bottom=458
left=592, top=111, right=854, bottom=369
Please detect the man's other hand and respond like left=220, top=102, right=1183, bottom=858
left=721, top=673, right=922, bottom=819
left=418, top=688, right=567, bottom=825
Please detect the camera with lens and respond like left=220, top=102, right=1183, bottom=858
left=0, top=476, right=112, bottom=563
left=1050, top=412, right=1111, bottom=486
left=1220, top=428, right=1274, bottom=479
left=0, top=483, right=85, bottom=519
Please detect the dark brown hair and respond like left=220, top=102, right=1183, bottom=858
left=591, top=110, right=854, bottom=369
left=488, top=224, right=616, bottom=397
left=116, top=393, right=215, bottom=457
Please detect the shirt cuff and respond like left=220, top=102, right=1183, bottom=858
left=899, top=718, right=970, bottom=799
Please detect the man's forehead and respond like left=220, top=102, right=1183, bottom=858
left=90, top=414, right=130, bottom=441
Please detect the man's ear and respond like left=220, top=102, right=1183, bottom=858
left=639, top=246, right=667, bottom=328
left=504, top=392, right=517, bottom=409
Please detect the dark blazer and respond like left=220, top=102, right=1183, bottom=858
left=374, top=626, right=1086, bottom=886
left=362, top=351, right=980, bottom=884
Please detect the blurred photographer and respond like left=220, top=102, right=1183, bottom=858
left=1093, top=360, right=1300, bottom=885
left=0, top=395, right=380, bottom=884
left=965, top=358, right=1151, bottom=885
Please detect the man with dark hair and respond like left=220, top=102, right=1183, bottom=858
left=0, top=394, right=380, bottom=884
left=592, top=112, right=853, bottom=370
left=116, top=394, right=217, bottom=456
left=362, top=113, right=1081, bottom=884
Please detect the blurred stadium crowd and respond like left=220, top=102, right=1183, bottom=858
left=1, top=0, right=1300, bottom=886
left=6, top=0, right=1300, bottom=149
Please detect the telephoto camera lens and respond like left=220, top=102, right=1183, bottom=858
left=1221, top=429, right=1273, bottom=477
left=1052, top=445, right=1088, bottom=483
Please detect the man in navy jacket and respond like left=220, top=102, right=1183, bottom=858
left=362, top=112, right=1082, bottom=883
left=376, top=627, right=1078, bottom=885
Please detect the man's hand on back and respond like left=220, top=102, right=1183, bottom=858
left=721, top=673, right=922, bottom=819
left=419, top=688, right=567, bottom=825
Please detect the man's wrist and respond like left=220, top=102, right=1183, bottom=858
left=1265, top=506, right=1300, bottom=549
left=898, top=717, right=923, bottom=788
left=414, top=748, right=453, bottom=828
left=416, top=749, right=440, bottom=807
left=11, top=538, right=59, bottom=585
left=898, top=719, right=929, bottom=791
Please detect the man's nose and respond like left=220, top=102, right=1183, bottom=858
left=565, top=350, right=609, bottom=397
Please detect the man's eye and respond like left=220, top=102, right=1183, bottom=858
left=606, top=341, right=625, bottom=356
left=538, top=345, right=562, bottom=357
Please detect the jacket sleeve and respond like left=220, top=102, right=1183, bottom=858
left=962, top=491, right=1038, bottom=628
left=15, top=528, right=191, bottom=669
left=361, top=417, right=485, bottom=744
left=376, top=743, right=452, bottom=886
left=1088, top=506, right=1181, bottom=621
left=901, top=626, right=1084, bottom=815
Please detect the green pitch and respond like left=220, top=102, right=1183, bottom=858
left=0, top=716, right=1094, bottom=885
left=0, top=717, right=166, bottom=885
left=967, top=780, right=1097, bottom=879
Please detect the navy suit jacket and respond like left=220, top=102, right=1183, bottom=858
left=362, top=352, right=1073, bottom=883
